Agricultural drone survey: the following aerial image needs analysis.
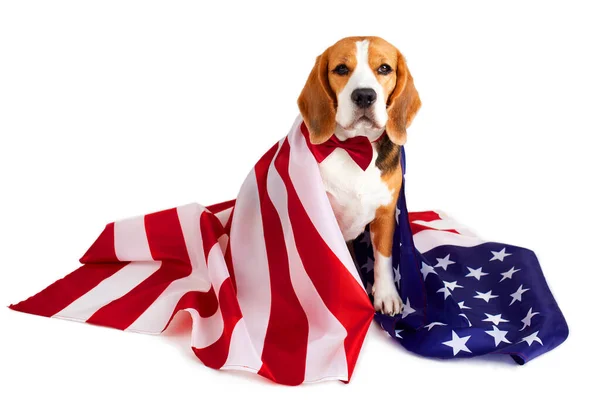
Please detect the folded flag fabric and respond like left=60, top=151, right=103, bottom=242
left=10, top=115, right=568, bottom=385
left=10, top=115, right=374, bottom=386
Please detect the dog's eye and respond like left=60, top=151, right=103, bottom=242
left=333, top=64, right=349, bottom=76
left=377, top=64, right=392, bottom=75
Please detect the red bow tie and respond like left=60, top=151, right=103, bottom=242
left=301, top=122, right=383, bottom=171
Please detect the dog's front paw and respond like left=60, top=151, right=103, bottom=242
left=372, top=282, right=403, bottom=316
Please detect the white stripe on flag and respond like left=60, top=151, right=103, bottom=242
left=413, top=229, right=486, bottom=254
left=206, top=234, right=231, bottom=296
left=126, top=204, right=212, bottom=334
left=222, top=318, right=262, bottom=372
left=214, top=207, right=233, bottom=228
left=187, top=307, right=225, bottom=349
left=412, top=212, right=480, bottom=237
left=53, top=261, right=162, bottom=322
left=178, top=204, right=209, bottom=275
left=228, top=164, right=274, bottom=372
left=267, top=157, right=349, bottom=382
left=114, top=214, right=153, bottom=262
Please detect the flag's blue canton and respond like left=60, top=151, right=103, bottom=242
left=353, top=147, right=568, bottom=364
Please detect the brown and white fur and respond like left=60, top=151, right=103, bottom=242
left=297, top=36, right=421, bottom=316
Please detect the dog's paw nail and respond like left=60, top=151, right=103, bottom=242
left=373, top=284, right=401, bottom=316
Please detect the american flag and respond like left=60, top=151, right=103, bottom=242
left=10, top=115, right=374, bottom=386
left=10, top=115, right=567, bottom=385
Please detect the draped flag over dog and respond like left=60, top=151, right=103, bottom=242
left=10, top=115, right=568, bottom=385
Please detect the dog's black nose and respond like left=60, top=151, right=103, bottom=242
left=351, top=88, right=377, bottom=108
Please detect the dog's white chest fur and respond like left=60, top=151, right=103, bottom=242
left=319, top=144, right=393, bottom=242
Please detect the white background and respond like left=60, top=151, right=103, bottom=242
left=1, top=1, right=598, bottom=398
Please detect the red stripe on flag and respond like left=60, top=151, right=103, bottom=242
left=410, top=224, right=460, bottom=235
left=11, top=222, right=127, bottom=317
left=408, top=211, right=441, bottom=223
left=200, top=207, right=237, bottom=293
left=9, top=262, right=128, bottom=318
left=161, top=288, right=220, bottom=333
left=206, top=199, right=236, bottom=214
left=144, top=208, right=193, bottom=263
left=223, top=207, right=237, bottom=293
left=79, top=222, right=119, bottom=263
left=254, top=143, right=309, bottom=386
left=200, top=211, right=225, bottom=263
left=192, top=277, right=242, bottom=369
left=274, top=139, right=373, bottom=382
left=408, top=211, right=460, bottom=235
left=174, top=288, right=219, bottom=319
left=86, top=208, right=192, bottom=330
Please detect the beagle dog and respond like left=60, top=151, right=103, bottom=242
left=297, top=36, right=421, bottom=316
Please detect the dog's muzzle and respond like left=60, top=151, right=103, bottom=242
left=351, top=88, right=377, bottom=109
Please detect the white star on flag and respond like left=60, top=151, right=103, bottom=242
left=393, top=266, right=401, bottom=286
left=443, top=331, right=472, bottom=356
left=437, top=286, right=452, bottom=299
left=444, top=281, right=463, bottom=291
left=465, top=266, right=488, bottom=281
left=424, top=322, right=447, bottom=331
left=401, top=298, right=416, bottom=319
left=474, top=290, right=498, bottom=303
left=437, top=280, right=463, bottom=299
left=490, top=248, right=512, bottom=262
left=499, top=266, right=520, bottom=282
left=510, top=284, right=530, bottom=305
left=395, top=207, right=401, bottom=224
left=520, top=331, right=543, bottom=346
left=395, top=329, right=403, bottom=339
left=485, top=325, right=511, bottom=347
left=459, top=313, right=472, bottom=327
left=434, top=254, right=456, bottom=270
left=482, top=313, right=509, bottom=325
left=458, top=301, right=471, bottom=310
left=520, top=308, right=539, bottom=331
left=421, top=262, right=438, bottom=280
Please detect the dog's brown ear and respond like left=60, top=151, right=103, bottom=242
left=297, top=49, right=336, bottom=144
left=386, top=51, right=421, bottom=145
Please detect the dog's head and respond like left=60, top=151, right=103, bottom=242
left=298, top=36, right=421, bottom=145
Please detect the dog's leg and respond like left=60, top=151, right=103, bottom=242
left=370, top=180, right=403, bottom=316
